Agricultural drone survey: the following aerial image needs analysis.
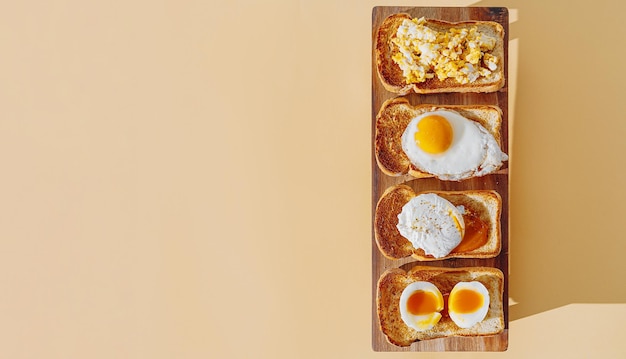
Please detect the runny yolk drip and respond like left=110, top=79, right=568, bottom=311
left=414, top=115, right=453, bottom=154
left=406, top=290, right=441, bottom=316
left=449, top=288, right=484, bottom=314
left=452, top=212, right=488, bottom=253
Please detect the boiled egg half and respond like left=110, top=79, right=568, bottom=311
left=399, top=281, right=444, bottom=331
left=448, top=281, right=490, bottom=328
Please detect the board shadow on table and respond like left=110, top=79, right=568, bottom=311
left=470, top=0, right=626, bottom=321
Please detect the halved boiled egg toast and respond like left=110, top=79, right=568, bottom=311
left=377, top=266, right=504, bottom=347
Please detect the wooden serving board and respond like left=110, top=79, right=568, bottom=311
left=371, top=7, right=509, bottom=352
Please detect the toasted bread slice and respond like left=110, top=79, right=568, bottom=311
left=375, top=13, right=505, bottom=94
left=374, top=184, right=502, bottom=260
left=374, top=97, right=505, bottom=179
left=377, top=266, right=504, bottom=347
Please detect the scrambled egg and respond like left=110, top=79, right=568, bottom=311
left=391, top=17, right=499, bottom=84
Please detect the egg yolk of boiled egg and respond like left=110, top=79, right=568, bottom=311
left=449, top=288, right=483, bottom=313
left=407, top=289, right=441, bottom=315
left=414, top=115, right=453, bottom=154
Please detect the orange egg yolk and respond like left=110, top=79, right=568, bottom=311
left=406, top=290, right=441, bottom=315
left=452, top=213, right=489, bottom=253
left=449, top=289, right=483, bottom=314
left=414, top=115, right=453, bottom=154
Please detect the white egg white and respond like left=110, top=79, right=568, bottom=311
left=401, top=110, right=508, bottom=181
left=399, top=281, right=444, bottom=332
left=396, top=193, right=465, bottom=258
left=448, top=281, right=490, bottom=329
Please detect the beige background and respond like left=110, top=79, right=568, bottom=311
left=1, top=0, right=625, bottom=358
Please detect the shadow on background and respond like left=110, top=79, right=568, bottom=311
left=472, top=0, right=626, bottom=321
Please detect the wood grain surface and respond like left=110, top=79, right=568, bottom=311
left=371, top=6, right=509, bottom=352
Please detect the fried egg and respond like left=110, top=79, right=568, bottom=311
left=396, top=193, right=465, bottom=258
left=399, top=281, right=444, bottom=331
left=400, top=110, right=508, bottom=181
left=448, top=281, right=490, bottom=328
